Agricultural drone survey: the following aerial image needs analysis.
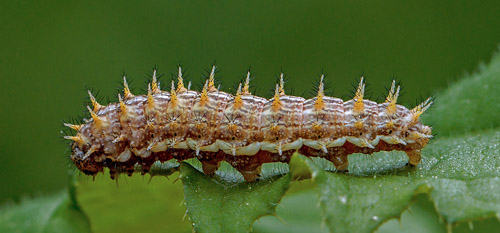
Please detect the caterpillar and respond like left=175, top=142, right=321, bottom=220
left=64, top=66, right=433, bottom=182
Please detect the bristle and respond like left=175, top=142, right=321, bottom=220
left=87, top=90, right=102, bottom=112
left=385, top=80, right=401, bottom=115
left=118, top=93, right=126, bottom=113
left=385, top=80, right=396, bottom=103
left=151, top=69, right=159, bottom=94
left=278, top=73, right=285, bottom=96
left=242, top=71, right=251, bottom=95
left=353, top=77, right=365, bottom=114
left=112, top=135, right=125, bottom=143
left=207, top=66, right=217, bottom=92
left=320, top=143, right=328, bottom=153
left=63, top=123, right=82, bottom=131
left=176, top=66, right=187, bottom=93
left=272, top=84, right=281, bottom=112
left=87, top=106, right=101, bottom=125
left=410, top=97, right=433, bottom=123
left=63, top=135, right=78, bottom=141
left=63, top=135, right=83, bottom=143
left=83, top=146, right=96, bottom=160
left=147, top=83, right=155, bottom=109
left=170, top=80, right=178, bottom=107
left=123, top=75, right=134, bottom=99
left=234, top=83, right=243, bottom=109
left=200, top=80, right=209, bottom=105
left=314, top=74, right=325, bottom=111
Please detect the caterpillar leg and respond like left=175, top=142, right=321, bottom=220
left=239, top=166, right=262, bottom=182
left=405, top=150, right=421, bottom=166
left=226, top=154, right=263, bottom=182
left=330, top=153, right=349, bottom=172
left=200, top=160, right=221, bottom=176
left=198, top=151, right=224, bottom=176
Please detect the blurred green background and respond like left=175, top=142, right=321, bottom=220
left=1, top=0, right=500, bottom=232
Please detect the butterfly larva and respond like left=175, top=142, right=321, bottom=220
left=64, top=66, right=433, bottom=182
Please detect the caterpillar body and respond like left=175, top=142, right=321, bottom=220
left=65, top=66, right=433, bottom=182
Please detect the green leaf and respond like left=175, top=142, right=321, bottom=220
left=290, top=127, right=500, bottom=233
left=424, top=49, right=500, bottom=137
left=252, top=189, right=328, bottom=233
left=291, top=153, right=421, bottom=233
left=0, top=178, right=91, bottom=233
left=180, top=162, right=291, bottom=233
left=75, top=162, right=191, bottom=233
left=423, top=131, right=500, bottom=223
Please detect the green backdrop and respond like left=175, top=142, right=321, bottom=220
left=1, top=0, right=500, bottom=215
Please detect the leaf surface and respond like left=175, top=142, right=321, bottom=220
left=0, top=178, right=91, bottom=233
left=180, top=162, right=291, bottom=233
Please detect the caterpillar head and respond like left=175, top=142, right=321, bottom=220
left=404, top=123, right=432, bottom=147
left=70, top=142, right=103, bottom=176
